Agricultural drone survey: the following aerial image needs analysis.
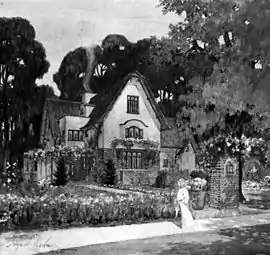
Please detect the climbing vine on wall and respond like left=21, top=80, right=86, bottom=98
left=110, top=137, right=159, bottom=151
left=197, top=135, right=269, bottom=169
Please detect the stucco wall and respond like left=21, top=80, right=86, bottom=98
left=60, top=116, right=89, bottom=148
left=160, top=148, right=177, bottom=170
left=176, top=143, right=196, bottom=171
left=102, top=77, right=161, bottom=150
left=84, top=105, right=94, bottom=117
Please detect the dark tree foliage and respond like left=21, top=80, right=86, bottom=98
left=101, top=158, right=117, bottom=186
left=159, top=0, right=270, bottom=202
left=0, top=17, right=50, bottom=170
left=52, top=157, right=69, bottom=187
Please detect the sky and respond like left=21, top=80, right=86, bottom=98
left=0, top=0, right=180, bottom=95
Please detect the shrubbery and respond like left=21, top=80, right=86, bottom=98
left=155, top=171, right=167, bottom=188
left=154, top=168, right=191, bottom=189
left=101, top=158, right=117, bottom=186
left=52, top=157, right=69, bottom=187
left=0, top=162, right=23, bottom=186
left=0, top=184, right=176, bottom=231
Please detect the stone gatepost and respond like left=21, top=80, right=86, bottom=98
left=208, top=156, right=240, bottom=216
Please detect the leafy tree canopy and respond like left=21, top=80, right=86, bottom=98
left=0, top=17, right=50, bottom=169
left=159, top=0, right=270, bottom=201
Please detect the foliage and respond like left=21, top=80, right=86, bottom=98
left=0, top=162, right=23, bottom=195
left=0, top=184, right=176, bottom=231
left=110, top=137, right=159, bottom=150
left=101, top=158, right=117, bottom=186
left=52, top=157, right=69, bottom=187
left=158, top=0, right=270, bottom=201
left=155, top=171, right=168, bottom=189
left=53, top=45, right=102, bottom=101
left=0, top=17, right=50, bottom=170
left=24, top=145, right=93, bottom=162
left=89, top=156, right=107, bottom=185
left=189, top=177, right=208, bottom=191
left=190, top=169, right=208, bottom=181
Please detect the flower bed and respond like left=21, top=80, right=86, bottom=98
left=0, top=183, right=176, bottom=231
left=242, top=180, right=270, bottom=191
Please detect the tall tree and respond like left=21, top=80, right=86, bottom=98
left=53, top=45, right=102, bottom=101
left=159, top=0, right=270, bottom=201
left=0, top=17, right=50, bottom=171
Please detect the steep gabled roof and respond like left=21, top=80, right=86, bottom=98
left=40, top=98, right=81, bottom=144
left=81, top=71, right=169, bottom=130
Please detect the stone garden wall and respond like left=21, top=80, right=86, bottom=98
left=119, top=169, right=158, bottom=186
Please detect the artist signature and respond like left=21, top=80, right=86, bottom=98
left=0, top=232, right=52, bottom=249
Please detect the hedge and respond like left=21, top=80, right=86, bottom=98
left=0, top=188, right=176, bottom=231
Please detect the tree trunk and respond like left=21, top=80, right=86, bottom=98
left=238, top=149, right=246, bottom=203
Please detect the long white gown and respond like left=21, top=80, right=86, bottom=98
left=177, top=187, right=195, bottom=229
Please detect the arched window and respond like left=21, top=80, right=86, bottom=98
left=125, top=126, right=143, bottom=139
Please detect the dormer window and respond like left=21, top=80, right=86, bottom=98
left=127, top=95, right=139, bottom=114
left=125, top=126, right=143, bottom=139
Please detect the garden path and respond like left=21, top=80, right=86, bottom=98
left=2, top=212, right=270, bottom=255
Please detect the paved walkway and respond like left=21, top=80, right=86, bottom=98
left=41, top=223, right=270, bottom=255
left=1, top=213, right=270, bottom=255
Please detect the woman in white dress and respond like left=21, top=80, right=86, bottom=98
left=175, top=178, right=195, bottom=229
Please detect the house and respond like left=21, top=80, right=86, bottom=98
left=33, top=71, right=197, bottom=183
left=160, top=117, right=198, bottom=171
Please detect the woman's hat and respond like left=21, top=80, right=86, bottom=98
left=177, top=178, right=188, bottom=187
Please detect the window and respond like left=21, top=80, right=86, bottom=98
left=122, top=150, right=143, bottom=169
left=68, top=130, right=73, bottom=141
left=125, top=126, right=143, bottom=139
left=127, top=95, right=139, bottom=114
left=224, top=159, right=236, bottom=175
left=79, top=130, right=84, bottom=141
left=68, top=129, right=84, bottom=141
left=163, top=159, right=169, bottom=167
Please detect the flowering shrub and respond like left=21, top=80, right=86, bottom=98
left=264, top=175, right=270, bottom=184
left=24, top=145, right=93, bottom=162
left=110, top=137, right=159, bottom=150
left=242, top=179, right=270, bottom=190
left=242, top=180, right=263, bottom=190
left=189, top=177, right=208, bottom=191
left=0, top=162, right=23, bottom=186
left=0, top=183, right=176, bottom=231
left=197, top=134, right=269, bottom=168
left=0, top=162, right=24, bottom=195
